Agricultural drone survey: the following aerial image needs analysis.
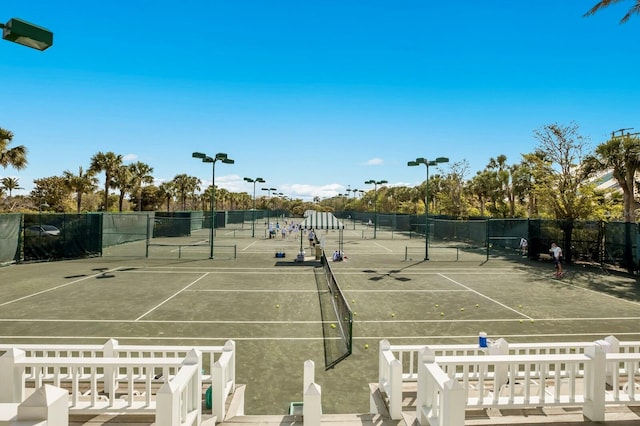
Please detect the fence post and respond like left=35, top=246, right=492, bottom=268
left=0, top=348, right=25, bottom=403
left=488, top=338, right=509, bottom=388
left=304, top=360, right=315, bottom=394
left=103, top=338, right=118, bottom=395
left=388, top=358, right=402, bottom=419
left=583, top=344, right=605, bottom=422
left=303, top=382, right=322, bottom=426
left=17, top=384, right=68, bottom=425
left=156, top=379, right=180, bottom=426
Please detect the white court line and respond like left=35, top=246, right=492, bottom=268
left=438, top=273, right=533, bottom=320
left=371, top=241, right=393, bottom=252
left=2, top=316, right=640, bottom=324
left=241, top=241, right=258, bottom=251
left=186, top=289, right=317, bottom=293
left=3, top=331, right=640, bottom=343
left=0, top=267, right=121, bottom=308
left=135, top=273, right=209, bottom=321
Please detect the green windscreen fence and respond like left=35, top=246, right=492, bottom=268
left=0, top=214, right=21, bottom=265
left=22, top=213, right=102, bottom=261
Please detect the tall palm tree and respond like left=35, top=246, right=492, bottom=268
left=1, top=177, right=22, bottom=197
left=112, top=165, right=132, bottom=212
left=172, top=174, right=201, bottom=210
left=158, top=181, right=176, bottom=212
left=128, top=161, right=154, bottom=211
left=62, top=166, right=98, bottom=213
left=90, top=151, right=123, bottom=212
left=0, top=127, right=28, bottom=170
left=585, top=0, right=640, bottom=23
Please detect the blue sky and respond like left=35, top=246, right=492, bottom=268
left=2, top=1, right=639, bottom=201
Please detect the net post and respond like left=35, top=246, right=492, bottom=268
left=145, top=215, right=151, bottom=258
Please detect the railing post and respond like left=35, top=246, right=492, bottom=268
left=103, top=338, right=118, bottom=395
left=303, top=382, right=322, bottom=426
left=388, top=358, right=402, bottom=420
left=604, top=335, right=620, bottom=386
left=17, top=384, right=69, bottom=425
left=224, top=340, right=236, bottom=391
left=304, top=360, right=315, bottom=393
left=417, top=346, right=436, bottom=426
left=488, top=338, right=509, bottom=388
left=0, top=348, right=26, bottom=403
left=378, top=339, right=390, bottom=387
left=441, top=378, right=465, bottom=426
left=583, top=344, right=606, bottom=422
left=156, top=380, right=180, bottom=426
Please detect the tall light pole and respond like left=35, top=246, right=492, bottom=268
left=243, top=177, right=265, bottom=238
left=261, top=187, right=277, bottom=232
left=408, top=156, right=449, bottom=260
left=193, top=152, right=235, bottom=259
left=1, top=17, right=53, bottom=51
left=364, top=179, right=387, bottom=239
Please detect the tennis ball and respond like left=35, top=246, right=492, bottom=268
left=475, top=304, right=479, bottom=307
left=530, top=319, right=534, bottom=323
left=518, top=304, right=523, bottom=308
left=460, top=308, right=464, bottom=311
left=519, top=319, right=524, bottom=323
left=435, top=304, right=439, bottom=308
left=440, top=312, right=444, bottom=316
left=353, top=312, right=357, bottom=316
left=391, top=313, right=395, bottom=317
left=330, top=323, right=336, bottom=329
left=364, top=344, right=369, bottom=349
left=352, top=299, right=356, bottom=303
left=275, top=304, right=280, bottom=308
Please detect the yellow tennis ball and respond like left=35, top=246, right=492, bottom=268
left=475, top=304, right=479, bottom=307
left=364, top=344, right=369, bottom=349
left=435, top=304, right=439, bottom=308
left=275, top=304, right=280, bottom=308
left=519, top=319, right=524, bottom=323
left=440, top=312, right=444, bottom=316
left=391, top=313, right=395, bottom=317
left=330, top=323, right=336, bottom=329
left=460, top=308, right=464, bottom=311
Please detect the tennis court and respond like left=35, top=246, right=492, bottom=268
left=1, top=219, right=640, bottom=415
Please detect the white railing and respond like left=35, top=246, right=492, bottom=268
left=416, top=356, right=465, bottom=426
left=0, top=340, right=237, bottom=424
left=380, top=336, right=640, bottom=383
left=0, top=338, right=234, bottom=387
left=377, top=340, right=404, bottom=419
left=156, top=350, right=202, bottom=426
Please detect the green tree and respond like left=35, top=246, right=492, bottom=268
left=1, top=177, right=22, bottom=197
left=112, top=165, right=132, bottom=212
left=31, top=176, right=70, bottom=212
left=172, top=174, right=201, bottom=210
left=0, top=128, right=27, bottom=170
left=585, top=0, right=640, bottom=23
left=582, top=135, right=640, bottom=223
left=532, top=122, right=595, bottom=262
left=158, top=181, right=176, bottom=212
left=90, top=151, right=123, bottom=211
left=62, top=166, right=97, bottom=213
left=128, top=161, right=154, bottom=211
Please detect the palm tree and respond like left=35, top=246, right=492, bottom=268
left=0, top=127, right=28, bottom=170
left=582, top=135, right=640, bottom=223
left=128, top=161, right=154, bottom=211
left=158, top=182, right=176, bottom=212
left=172, top=174, right=201, bottom=210
left=90, top=151, right=123, bottom=212
left=585, top=0, right=640, bottom=23
left=1, top=177, right=22, bottom=197
left=62, top=166, right=98, bottom=213
left=112, top=165, right=132, bottom=212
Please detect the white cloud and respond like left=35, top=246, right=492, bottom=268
left=365, top=158, right=383, bottom=166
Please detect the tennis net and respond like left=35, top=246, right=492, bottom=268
left=317, top=251, right=353, bottom=369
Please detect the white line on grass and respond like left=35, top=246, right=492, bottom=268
left=0, top=267, right=122, bottom=308
left=135, top=273, right=209, bottom=321
left=438, top=273, right=533, bottom=320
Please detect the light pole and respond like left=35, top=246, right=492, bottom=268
left=261, top=187, right=277, bottom=234
left=364, top=179, right=387, bottom=239
left=243, top=177, right=265, bottom=238
left=193, top=152, right=235, bottom=259
left=408, top=156, right=449, bottom=260
left=1, top=17, right=53, bottom=50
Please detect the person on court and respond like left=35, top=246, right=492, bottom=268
left=550, top=242, right=563, bottom=277
left=519, top=237, right=528, bottom=256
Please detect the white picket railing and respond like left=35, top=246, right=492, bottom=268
left=378, top=337, right=640, bottom=425
left=156, top=350, right=202, bottom=426
left=0, top=340, right=237, bottom=424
